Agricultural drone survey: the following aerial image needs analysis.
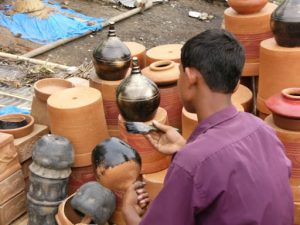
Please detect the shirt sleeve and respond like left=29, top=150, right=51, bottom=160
left=139, top=163, right=205, bottom=225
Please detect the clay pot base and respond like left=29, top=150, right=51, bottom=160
left=273, top=114, right=300, bottom=132
left=291, top=178, right=300, bottom=202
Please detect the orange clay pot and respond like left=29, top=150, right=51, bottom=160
left=124, top=42, right=146, bottom=69
left=47, top=87, right=109, bottom=167
left=31, top=96, right=50, bottom=127
left=224, top=3, right=276, bottom=76
left=232, top=84, right=253, bottom=112
left=228, top=0, right=268, bottom=14
left=56, top=194, right=81, bottom=225
left=142, top=60, right=183, bottom=129
left=295, top=201, right=300, bottom=225
left=0, top=133, right=21, bottom=182
left=0, top=114, right=34, bottom=138
left=143, top=169, right=167, bottom=202
left=118, top=107, right=171, bottom=174
left=257, top=38, right=300, bottom=115
left=145, top=44, right=182, bottom=66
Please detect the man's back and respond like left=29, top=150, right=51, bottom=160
left=140, top=106, right=294, bottom=225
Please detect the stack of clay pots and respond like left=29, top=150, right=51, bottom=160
left=0, top=133, right=26, bottom=224
left=257, top=0, right=300, bottom=118
left=47, top=87, right=109, bottom=194
left=264, top=88, right=300, bottom=225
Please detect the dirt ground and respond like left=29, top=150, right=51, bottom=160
left=0, top=0, right=227, bottom=67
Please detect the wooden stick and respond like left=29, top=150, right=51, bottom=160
left=0, top=90, right=32, bottom=101
left=0, top=52, right=78, bottom=72
left=22, top=1, right=154, bottom=58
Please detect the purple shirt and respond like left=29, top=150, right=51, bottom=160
left=140, top=106, right=294, bottom=225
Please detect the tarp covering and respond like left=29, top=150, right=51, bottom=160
left=0, top=0, right=106, bottom=44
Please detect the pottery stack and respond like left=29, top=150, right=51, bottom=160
left=264, top=88, right=300, bottom=225
left=124, top=41, right=147, bottom=69
left=90, top=22, right=131, bottom=137
left=0, top=133, right=26, bottom=225
left=47, top=87, right=109, bottom=194
left=145, top=44, right=182, bottom=65
left=257, top=0, right=300, bottom=118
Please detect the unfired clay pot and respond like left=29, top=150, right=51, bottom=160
left=228, top=0, right=268, bottom=14
left=145, top=44, right=182, bottom=66
left=93, top=22, right=131, bottom=81
left=116, top=57, right=160, bottom=122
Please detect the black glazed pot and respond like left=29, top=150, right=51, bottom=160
left=271, top=0, right=300, bottom=47
left=93, top=22, right=131, bottom=81
left=116, top=57, right=160, bottom=122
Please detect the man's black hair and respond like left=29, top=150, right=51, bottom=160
left=181, top=29, right=245, bottom=93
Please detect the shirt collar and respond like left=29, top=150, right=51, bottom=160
left=187, top=105, right=239, bottom=143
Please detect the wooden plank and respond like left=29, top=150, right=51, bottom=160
left=10, top=213, right=28, bottom=225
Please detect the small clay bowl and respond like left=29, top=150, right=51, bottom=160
left=34, top=78, right=73, bottom=102
left=0, top=114, right=34, bottom=138
left=0, top=115, right=28, bottom=129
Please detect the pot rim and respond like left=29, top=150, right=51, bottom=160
left=150, top=60, right=175, bottom=71
left=282, top=87, right=300, bottom=100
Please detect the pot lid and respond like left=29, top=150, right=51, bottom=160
left=142, top=60, right=180, bottom=85
left=265, top=88, right=300, bottom=118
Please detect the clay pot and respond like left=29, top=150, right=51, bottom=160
left=143, top=169, right=167, bottom=202
left=232, top=84, right=253, bottom=112
left=228, top=0, right=268, bottom=14
left=266, top=88, right=300, bottom=131
left=34, top=78, right=74, bottom=102
left=142, top=60, right=183, bottom=129
left=224, top=3, right=276, bottom=76
left=0, top=114, right=34, bottom=138
left=92, top=137, right=141, bottom=225
left=145, top=44, right=182, bottom=66
left=28, top=134, right=74, bottom=225
left=295, top=202, right=300, bottom=225
left=47, top=87, right=109, bottom=167
left=118, top=107, right=171, bottom=174
left=124, top=41, right=146, bottom=69
left=257, top=38, right=300, bottom=115
left=116, top=57, right=160, bottom=122
left=271, top=0, right=300, bottom=47
left=93, top=22, right=131, bottom=81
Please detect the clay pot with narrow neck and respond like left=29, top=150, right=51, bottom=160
left=228, top=0, right=268, bottom=14
left=116, top=57, right=160, bottom=122
left=266, top=88, right=300, bottom=131
left=271, top=0, right=300, bottom=47
left=93, top=22, right=131, bottom=81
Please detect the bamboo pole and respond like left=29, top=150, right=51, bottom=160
left=0, top=90, right=32, bottom=101
left=0, top=52, right=78, bottom=72
left=22, top=1, right=154, bottom=58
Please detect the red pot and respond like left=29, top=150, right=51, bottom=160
left=228, top=0, right=268, bottom=14
left=266, top=88, right=300, bottom=131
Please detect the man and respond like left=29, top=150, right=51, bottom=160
left=122, top=29, right=294, bottom=225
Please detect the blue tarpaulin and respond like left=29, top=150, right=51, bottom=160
left=0, top=0, right=106, bottom=44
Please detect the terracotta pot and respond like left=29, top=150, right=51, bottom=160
left=142, top=60, right=183, bottom=129
left=257, top=38, right=300, bottom=115
left=68, top=165, right=96, bottom=195
left=0, top=133, right=21, bottom=182
left=93, top=22, right=131, bottom=81
left=182, top=101, right=244, bottom=139
left=89, top=69, right=131, bottom=137
left=224, top=3, right=276, bottom=76
left=145, top=44, right=183, bottom=66
left=124, top=41, right=146, bottom=69
left=66, top=77, right=90, bottom=87
left=295, top=201, right=300, bottom=225
left=47, top=87, right=109, bottom=167
left=271, top=0, right=300, bottom=47
left=232, top=84, right=253, bottom=112
left=31, top=96, right=50, bottom=127
left=266, top=88, right=300, bottom=131
left=118, top=107, right=171, bottom=174
left=0, top=114, right=34, bottom=138
left=143, top=169, right=167, bottom=202
left=228, top=0, right=268, bottom=14
left=265, top=115, right=300, bottom=179
left=34, top=78, right=74, bottom=102
left=291, top=178, right=300, bottom=202
left=116, top=57, right=160, bottom=122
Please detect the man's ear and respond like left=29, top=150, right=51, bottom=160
left=185, top=67, right=199, bottom=87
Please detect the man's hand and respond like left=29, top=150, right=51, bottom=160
left=123, top=181, right=150, bottom=225
left=146, top=120, right=186, bottom=155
